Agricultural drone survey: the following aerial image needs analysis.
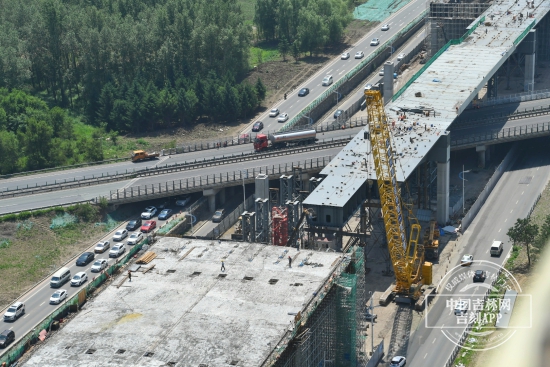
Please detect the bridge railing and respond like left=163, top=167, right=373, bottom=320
left=107, top=156, right=333, bottom=203
left=451, top=121, right=550, bottom=148
left=392, top=16, right=486, bottom=102
left=279, top=9, right=429, bottom=132
left=513, top=19, right=536, bottom=45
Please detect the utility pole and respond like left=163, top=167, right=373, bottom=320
left=242, top=169, right=248, bottom=209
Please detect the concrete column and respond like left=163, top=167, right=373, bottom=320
left=524, top=53, right=535, bottom=92
left=203, top=188, right=220, bottom=212
left=486, top=145, right=492, bottom=165
left=476, top=145, right=487, bottom=168
left=427, top=134, right=450, bottom=226
left=219, top=188, right=226, bottom=205
left=383, top=61, right=395, bottom=104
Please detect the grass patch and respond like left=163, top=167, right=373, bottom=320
left=250, top=43, right=281, bottom=67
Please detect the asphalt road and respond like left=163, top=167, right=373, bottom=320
left=406, top=142, right=550, bottom=367
left=0, top=205, right=182, bottom=358
left=245, top=0, right=430, bottom=134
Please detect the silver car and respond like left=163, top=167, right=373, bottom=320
left=50, top=289, right=68, bottom=304
left=127, top=232, right=143, bottom=245
left=113, top=229, right=128, bottom=241
left=341, top=52, right=350, bottom=60
left=277, top=113, right=289, bottom=122
left=370, top=38, right=380, bottom=46
left=3, top=302, right=25, bottom=321
left=91, top=259, right=108, bottom=273
left=109, top=245, right=126, bottom=258
left=269, top=108, right=280, bottom=117
left=397, top=53, right=406, bottom=61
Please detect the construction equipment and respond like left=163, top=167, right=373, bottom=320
left=131, top=150, right=159, bottom=162
left=423, top=220, right=440, bottom=260
left=286, top=209, right=308, bottom=247
left=364, top=90, right=427, bottom=303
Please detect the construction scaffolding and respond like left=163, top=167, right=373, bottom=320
left=272, top=207, right=289, bottom=246
left=269, top=247, right=367, bottom=367
left=426, top=1, right=491, bottom=57
left=255, top=198, right=270, bottom=243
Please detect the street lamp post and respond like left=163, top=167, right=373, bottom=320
left=242, top=169, right=248, bottom=209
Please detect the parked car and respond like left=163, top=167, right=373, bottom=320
left=397, top=53, right=406, bottom=61
left=370, top=38, right=380, bottom=46
left=381, top=24, right=390, bottom=31
left=113, top=229, right=128, bottom=241
left=277, top=113, right=289, bottom=122
left=390, top=356, right=406, bottom=367
left=322, top=75, right=333, bottom=86
left=461, top=254, right=474, bottom=266
left=176, top=196, right=191, bottom=207
left=252, top=121, right=264, bottom=132
left=212, top=209, right=225, bottom=223
left=341, top=52, right=350, bottom=60
left=71, top=272, right=88, bottom=287
left=3, top=302, right=25, bottom=322
left=126, top=219, right=142, bottom=231
left=76, top=252, right=95, bottom=266
left=50, top=289, right=68, bottom=304
left=298, top=88, right=310, bottom=97
left=127, top=231, right=144, bottom=245
left=355, top=51, right=364, bottom=59
left=158, top=209, right=173, bottom=220
left=94, top=241, right=110, bottom=253
left=109, top=244, right=126, bottom=258
left=91, top=259, right=108, bottom=273
left=269, top=108, right=280, bottom=117
left=473, top=270, right=486, bottom=282
left=0, top=330, right=15, bottom=348
left=141, top=206, right=157, bottom=219
left=141, top=220, right=157, bottom=233
left=333, top=110, right=344, bottom=119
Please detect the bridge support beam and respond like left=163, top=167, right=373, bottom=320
left=523, top=29, right=536, bottom=92
left=383, top=61, right=395, bottom=104
left=429, top=134, right=450, bottom=226
left=203, top=188, right=224, bottom=212
left=476, top=145, right=487, bottom=168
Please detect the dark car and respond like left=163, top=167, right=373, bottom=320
left=298, top=88, right=310, bottom=97
left=252, top=121, right=264, bottom=132
left=76, top=252, right=95, bottom=266
left=126, top=219, right=142, bottom=231
left=212, top=209, right=225, bottom=223
left=0, top=329, right=15, bottom=348
left=473, top=270, right=486, bottom=282
left=158, top=209, right=173, bottom=220
left=333, top=109, right=344, bottom=119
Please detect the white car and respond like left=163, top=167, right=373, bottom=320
left=127, top=232, right=144, bottom=245
left=176, top=196, right=191, bottom=207
left=113, top=229, right=128, bottom=242
left=364, top=84, right=373, bottom=90
left=71, top=272, right=88, bottom=287
left=381, top=24, right=390, bottom=31
left=355, top=51, right=364, bottom=59
left=370, top=38, right=380, bottom=46
left=454, top=300, right=469, bottom=315
left=50, top=289, right=68, bottom=304
left=3, top=302, right=25, bottom=321
left=110, top=244, right=126, bottom=258
left=322, top=75, right=333, bottom=86
left=341, top=52, right=350, bottom=60
left=94, top=240, right=110, bottom=253
left=269, top=108, right=280, bottom=117
left=390, top=356, right=406, bottom=367
left=277, top=113, right=289, bottom=122
left=91, top=259, right=108, bottom=273
left=379, top=68, right=385, bottom=76
left=141, top=206, right=157, bottom=219
left=461, top=254, right=474, bottom=266
left=397, top=53, right=406, bottom=61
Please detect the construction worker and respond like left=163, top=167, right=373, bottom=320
left=221, top=260, right=226, bottom=272
left=284, top=93, right=287, bottom=100
left=128, top=270, right=132, bottom=282
left=288, top=256, right=292, bottom=268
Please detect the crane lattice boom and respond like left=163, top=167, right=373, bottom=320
left=364, top=90, right=423, bottom=297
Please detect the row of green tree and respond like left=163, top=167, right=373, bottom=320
left=254, top=0, right=353, bottom=55
left=0, top=0, right=255, bottom=129
left=0, top=89, right=103, bottom=174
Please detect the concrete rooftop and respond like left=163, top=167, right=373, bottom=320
left=22, top=238, right=343, bottom=367
left=306, top=0, right=550, bottom=208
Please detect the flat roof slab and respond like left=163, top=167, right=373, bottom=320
left=22, top=238, right=343, bottom=367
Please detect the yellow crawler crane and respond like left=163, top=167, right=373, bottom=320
left=364, top=90, right=425, bottom=300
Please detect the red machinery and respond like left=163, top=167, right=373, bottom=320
left=272, top=207, right=288, bottom=246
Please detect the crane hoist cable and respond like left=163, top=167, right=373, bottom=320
left=364, top=90, right=424, bottom=298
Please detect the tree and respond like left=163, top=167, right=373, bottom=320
left=23, top=118, right=53, bottom=171
left=0, top=130, right=19, bottom=174
left=278, top=37, right=290, bottom=61
left=291, top=41, right=300, bottom=63
left=255, top=78, right=267, bottom=103
left=254, top=0, right=278, bottom=40
left=535, top=214, right=550, bottom=249
left=507, top=217, right=539, bottom=266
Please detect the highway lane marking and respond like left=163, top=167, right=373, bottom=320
left=0, top=203, right=19, bottom=207
left=60, top=195, right=79, bottom=199
left=424, top=353, right=428, bottom=359
left=516, top=200, right=519, bottom=204
left=327, top=69, right=333, bottom=74
left=339, top=70, right=345, bottom=75
left=499, top=228, right=501, bottom=232
left=39, top=302, right=45, bottom=306
left=23, top=314, right=29, bottom=318
left=486, top=249, right=489, bottom=253
left=9, top=327, right=13, bottom=330
left=522, top=191, right=525, bottom=195
left=400, top=22, right=404, bottom=26
left=510, top=209, right=513, bottom=213
left=505, top=218, right=508, bottom=222
left=432, top=337, right=436, bottom=343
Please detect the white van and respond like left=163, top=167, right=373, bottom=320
left=50, top=267, right=71, bottom=288
left=322, top=75, right=333, bottom=86
left=490, top=241, right=503, bottom=256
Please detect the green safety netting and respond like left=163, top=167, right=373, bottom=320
left=353, top=0, right=411, bottom=22
left=50, top=213, right=77, bottom=229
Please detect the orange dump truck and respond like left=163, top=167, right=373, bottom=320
left=131, top=150, right=160, bottom=162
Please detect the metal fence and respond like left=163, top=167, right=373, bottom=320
left=0, top=237, right=151, bottom=366
left=280, top=9, right=429, bottom=132
left=107, top=156, right=333, bottom=204
left=475, top=88, right=550, bottom=108
left=203, top=195, right=255, bottom=239
left=451, top=121, right=550, bottom=149
left=461, top=144, right=519, bottom=231
left=364, top=341, right=384, bottom=367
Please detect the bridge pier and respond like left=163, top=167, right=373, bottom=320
left=476, top=145, right=487, bottom=168
left=203, top=188, right=226, bottom=212
left=383, top=61, right=395, bottom=104
left=523, top=29, right=537, bottom=92
left=429, top=134, right=450, bottom=226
